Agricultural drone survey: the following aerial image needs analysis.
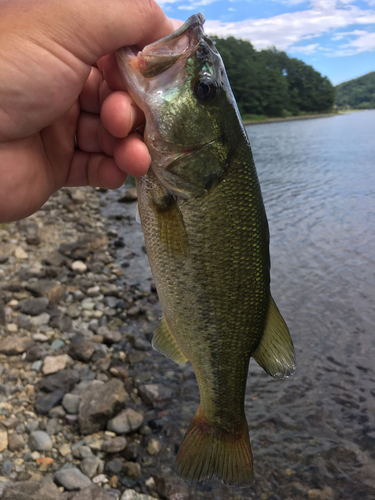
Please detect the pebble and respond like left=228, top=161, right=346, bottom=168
left=28, top=430, right=53, bottom=451
left=0, top=336, right=34, bottom=355
left=138, top=384, right=173, bottom=409
left=7, top=433, right=25, bottom=452
left=14, top=247, right=28, bottom=259
left=0, top=431, right=8, bottom=452
left=107, top=409, right=144, bottom=434
left=62, top=393, right=80, bottom=414
left=102, top=436, right=127, bottom=454
left=121, top=490, right=155, bottom=500
left=42, top=354, right=67, bottom=375
left=72, top=261, right=88, bottom=274
left=19, top=297, right=49, bottom=316
left=54, top=467, right=92, bottom=490
left=79, top=456, right=103, bottom=478
left=147, top=439, right=162, bottom=456
left=30, top=312, right=51, bottom=327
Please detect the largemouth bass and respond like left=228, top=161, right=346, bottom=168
left=117, top=14, right=295, bottom=486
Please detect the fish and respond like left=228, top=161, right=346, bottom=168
left=116, top=14, right=295, bottom=486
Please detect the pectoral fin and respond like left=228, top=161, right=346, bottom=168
left=252, top=296, right=296, bottom=379
left=152, top=315, right=188, bottom=365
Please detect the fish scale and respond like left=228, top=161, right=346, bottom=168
left=117, top=13, right=295, bottom=485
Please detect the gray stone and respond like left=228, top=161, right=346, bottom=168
left=79, top=379, right=127, bottom=435
left=79, top=456, right=103, bottom=478
left=2, top=461, right=14, bottom=476
left=62, top=393, right=80, bottom=414
left=48, top=405, right=66, bottom=419
left=35, top=390, right=64, bottom=414
left=0, top=336, right=34, bottom=355
left=19, top=297, right=49, bottom=316
left=30, top=312, right=50, bottom=326
left=1, top=479, right=64, bottom=500
left=138, top=384, right=173, bottom=409
left=38, top=369, right=80, bottom=393
left=102, top=436, right=127, bottom=453
left=26, top=279, right=65, bottom=303
left=154, top=475, right=189, bottom=500
left=7, top=433, right=25, bottom=451
left=26, top=344, right=48, bottom=362
left=54, top=467, right=92, bottom=491
left=107, top=408, right=144, bottom=435
left=26, top=420, right=39, bottom=433
left=51, top=339, right=65, bottom=350
left=46, top=418, right=62, bottom=435
left=121, top=491, right=155, bottom=500
left=68, top=340, right=96, bottom=362
left=71, top=443, right=93, bottom=459
left=44, top=251, right=67, bottom=267
left=28, top=430, right=53, bottom=451
left=70, top=485, right=115, bottom=500
left=105, top=457, right=123, bottom=475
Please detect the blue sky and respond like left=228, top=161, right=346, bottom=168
left=156, top=0, right=375, bottom=85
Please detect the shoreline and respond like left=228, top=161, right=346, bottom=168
left=242, top=112, right=339, bottom=125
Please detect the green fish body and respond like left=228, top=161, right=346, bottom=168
left=117, top=14, right=295, bottom=486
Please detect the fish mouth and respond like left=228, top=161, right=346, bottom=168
left=117, top=14, right=205, bottom=91
left=134, top=14, right=205, bottom=79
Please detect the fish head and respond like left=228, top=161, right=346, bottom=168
left=117, top=14, right=239, bottom=159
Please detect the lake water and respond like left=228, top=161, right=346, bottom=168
left=103, top=110, right=375, bottom=499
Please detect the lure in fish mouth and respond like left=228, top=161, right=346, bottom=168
left=117, top=14, right=295, bottom=487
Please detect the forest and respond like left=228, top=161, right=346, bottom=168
left=212, top=36, right=335, bottom=119
left=335, top=71, right=375, bottom=109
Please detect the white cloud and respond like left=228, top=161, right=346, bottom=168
left=291, top=43, right=319, bottom=54
left=204, top=2, right=375, bottom=56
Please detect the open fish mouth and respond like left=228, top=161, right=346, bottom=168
left=127, top=14, right=205, bottom=79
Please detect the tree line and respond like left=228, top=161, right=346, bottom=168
left=335, top=71, right=375, bottom=110
left=212, top=36, right=335, bottom=119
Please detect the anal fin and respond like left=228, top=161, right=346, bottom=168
left=252, top=296, right=296, bottom=379
left=152, top=315, right=188, bottom=365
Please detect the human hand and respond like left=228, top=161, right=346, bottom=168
left=0, top=0, right=178, bottom=222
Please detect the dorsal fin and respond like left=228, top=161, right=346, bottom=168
left=252, top=296, right=295, bottom=379
left=152, top=315, right=188, bottom=365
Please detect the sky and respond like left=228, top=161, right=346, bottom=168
left=156, top=0, right=375, bottom=85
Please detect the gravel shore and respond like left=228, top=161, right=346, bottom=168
left=0, top=186, right=197, bottom=500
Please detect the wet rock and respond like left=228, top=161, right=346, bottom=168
left=19, top=297, right=49, bottom=316
left=0, top=336, right=34, bottom=355
left=28, top=430, right=53, bottom=451
left=105, top=458, right=123, bottom=475
left=123, top=442, right=139, bottom=462
left=42, top=355, right=67, bottom=375
left=147, top=439, right=162, bottom=455
left=34, top=390, right=64, bottom=415
left=79, top=379, right=127, bottom=434
left=70, top=485, right=115, bottom=500
left=138, top=384, right=173, bottom=409
left=7, top=433, right=25, bottom=452
left=26, top=279, right=65, bottom=303
left=38, top=369, right=80, bottom=393
left=154, top=475, right=189, bottom=500
left=68, top=340, right=96, bottom=362
left=107, top=408, right=144, bottom=434
left=49, top=314, right=73, bottom=331
left=54, top=467, right=92, bottom=491
left=102, top=436, right=127, bottom=454
left=123, top=462, right=141, bottom=480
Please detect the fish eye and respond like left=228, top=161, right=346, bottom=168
left=194, top=76, right=218, bottom=102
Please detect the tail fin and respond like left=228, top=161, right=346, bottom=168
left=175, top=406, right=253, bottom=486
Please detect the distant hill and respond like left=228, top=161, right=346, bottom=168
left=335, top=72, right=375, bottom=109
